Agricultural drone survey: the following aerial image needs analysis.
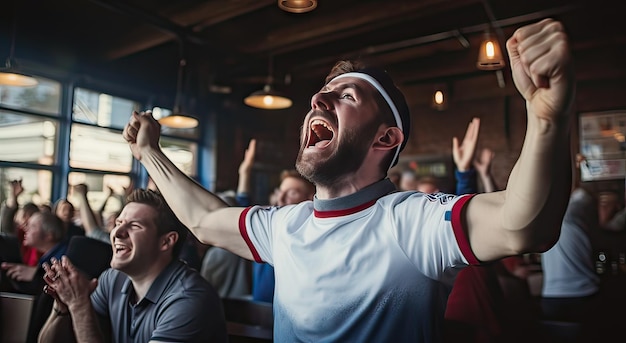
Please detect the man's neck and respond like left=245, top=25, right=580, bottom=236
left=316, top=171, right=386, bottom=199
left=128, top=256, right=173, bottom=303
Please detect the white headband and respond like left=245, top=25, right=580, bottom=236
left=330, top=72, right=404, bottom=170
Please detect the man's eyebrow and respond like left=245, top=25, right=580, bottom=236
left=117, top=217, right=148, bottom=226
left=321, top=82, right=362, bottom=93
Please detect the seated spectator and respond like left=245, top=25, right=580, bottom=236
left=416, top=175, right=440, bottom=193
left=38, top=189, right=228, bottom=342
left=1, top=212, right=68, bottom=295
left=52, top=198, right=83, bottom=238
left=1, top=179, right=43, bottom=266
left=199, top=189, right=252, bottom=299
left=541, top=188, right=600, bottom=326
left=398, top=169, right=418, bottom=191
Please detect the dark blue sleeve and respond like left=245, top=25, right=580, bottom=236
left=455, top=169, right=477, bottom=195
left=235, top=193, right=252, bottom=207
left=252, top=262, right=275, bottom=303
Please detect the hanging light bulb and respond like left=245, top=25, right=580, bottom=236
left=245, top=84, right=292, bottom=110
left=0, top=12, right=38, bottom=87
left=434, top=90, right=444, bottom=106
left=432, top=84, right=449, bottom=111
left=477, top=31, right=505, bottom=71
left=158, top=54, right=199, bottom=129
left=244, top=56, right=292, bottom=110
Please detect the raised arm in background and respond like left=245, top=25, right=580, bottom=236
left=0, top=179, right=23, bottom=235
left=452, top=118, right=480, bottom=195
left=236, top=139, right=256, bottom=207
left=474, top=148, right=498, bottom=193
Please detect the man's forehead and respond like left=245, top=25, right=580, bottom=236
left=119, top=202, right=157, bottom=219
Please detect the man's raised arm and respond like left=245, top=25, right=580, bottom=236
left=122, top=111, right=252, bottom=259
left=466, top=19, right=575, bottom=262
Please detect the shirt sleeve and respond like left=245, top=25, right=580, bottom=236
left=150, top=284, right=226, bottom=342
left=238, top=205, right=280, bottom=264
left=455, top=169, right=477, bottom=195
left=90, top=269, right=111, bottom=317
left=390, top=192, right=478, bottom=282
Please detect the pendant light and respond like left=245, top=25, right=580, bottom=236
left=432, top=84, right=449, bottom=111
left=244, top=56, right=292, bottom=110
left=0, top=9, right=38, bottom=87
left=158, top=46, right=198, bottom=129
left=476, top=30, right=505, bottom=71
left=278, top=0, right=317, bottom=14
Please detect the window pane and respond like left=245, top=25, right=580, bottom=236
left=0, top=167, right=53, bottom=207
left=73, top=88, right=142, bottom=129
left=67, top=172, right=131, bottom=223
left=151, top=107, right=200, bottom=139
left=69, top=124, right=132, bottom=172
left=160, top=137, right=197, bottom=177
left=0, top=110, right=57, bottom=164
left=0, top=77, right=62, bottom=115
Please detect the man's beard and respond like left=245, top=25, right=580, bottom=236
left=296, top=117, right=381, bottom=188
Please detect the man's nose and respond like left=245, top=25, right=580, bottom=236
left=310, top=92, right=333, bottom=111
left=113, top=223, right=129, bottom=237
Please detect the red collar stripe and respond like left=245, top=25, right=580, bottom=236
left=314, top=199, right=378, bottom=218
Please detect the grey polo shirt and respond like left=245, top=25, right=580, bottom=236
left=91, top=260, right=228, bottom=343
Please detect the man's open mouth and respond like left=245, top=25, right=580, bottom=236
left=308, top=119, right=334, bottom=148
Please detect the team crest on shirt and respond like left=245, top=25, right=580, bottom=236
left=425, top=192, right=455, bottom=205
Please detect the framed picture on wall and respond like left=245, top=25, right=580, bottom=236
left=579, top=110, right=626, bottom=181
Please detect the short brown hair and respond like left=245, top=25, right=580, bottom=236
left=125, top=189, right=188, bottom=257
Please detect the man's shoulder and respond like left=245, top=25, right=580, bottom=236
left=169, top=261, right=217, bottom=291
left=158, top=262, right=222, bottom=306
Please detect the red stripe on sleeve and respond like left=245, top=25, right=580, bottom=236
left=238, top=207, right=263, bottom=263
left=451, top=194, right=480, bottom=265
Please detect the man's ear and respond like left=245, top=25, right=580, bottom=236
left=373, top=126, right=403, bottom=152
left=160, top=231, right=179, bottom=252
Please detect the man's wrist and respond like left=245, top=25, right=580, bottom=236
left=53, top=306, right=70, bottom=316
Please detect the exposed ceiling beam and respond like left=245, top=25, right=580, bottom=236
left=287, top=4, right=580, bottom=78
left=100, top=0, right=275, bottom=60
left=242, top=0, right=480, bottom=54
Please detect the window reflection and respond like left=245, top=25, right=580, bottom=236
left=0, top=167, right=53, bottom=206
left=67, top=172, right=131, bottom=221
left=69, top=124, right=133, bottom=172
left=160, top=137, right=197, bottom=177
left=0, top=110, right=57, bottom=164
left=0, top=77, right=61, bottom=115
left=73, top=88, right=141, bottom=129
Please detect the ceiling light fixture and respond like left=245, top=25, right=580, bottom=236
left=278, top=0, right=317, bottom=13
left=0, top=10, right=38, bottom=87
left=432, top=84, right=449, bottom=111
left=158, top=47, right=199, bottom=129
left=476, top=30, right=505, bottom=71
left=244, top=56, right=292, bottom=110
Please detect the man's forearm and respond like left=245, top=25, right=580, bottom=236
left=38, top=307, right=76, bottom=343
left=140, top=148, right=229, bottom=239
left=502, top=114, right=571, bottom=250
left=68, top=303, right=105, bottom=343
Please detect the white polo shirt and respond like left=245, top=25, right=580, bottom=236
left=239, top=179, right=476, bottom=342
